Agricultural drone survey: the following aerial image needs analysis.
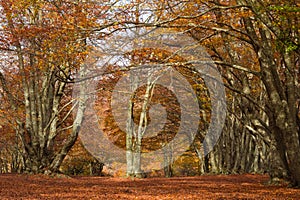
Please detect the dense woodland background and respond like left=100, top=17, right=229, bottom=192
left=0, top=0, right=299, bottom=187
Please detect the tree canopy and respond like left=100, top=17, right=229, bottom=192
left=0, top=0, right=299, bottom=187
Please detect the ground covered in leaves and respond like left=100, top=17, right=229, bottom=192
left=0, top=174, right=299, bottom=199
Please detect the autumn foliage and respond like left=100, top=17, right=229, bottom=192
left=0, top=0, right=299, bottom=188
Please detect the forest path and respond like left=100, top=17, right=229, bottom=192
left=0, top=174, right=298, bottom=199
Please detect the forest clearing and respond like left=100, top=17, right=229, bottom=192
left=0, top=174, right=299, bottom=199
left=0, top=0, right=299, bottom=198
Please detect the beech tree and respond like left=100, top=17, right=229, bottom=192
left=0, top=0, right=121, bottom=174
left=145, top=0, right=299, bottom=185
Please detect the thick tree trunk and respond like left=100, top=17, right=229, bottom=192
left=49, top=67, right=88, bottom=173
left=126, top=72, right=157, bottom=178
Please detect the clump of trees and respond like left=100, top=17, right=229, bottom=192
left=0, top=0, right=122, bottom=174
left=0, top=0, right=299, bottom=187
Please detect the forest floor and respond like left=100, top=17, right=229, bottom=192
left=0, top=174, right=299, bottom=199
